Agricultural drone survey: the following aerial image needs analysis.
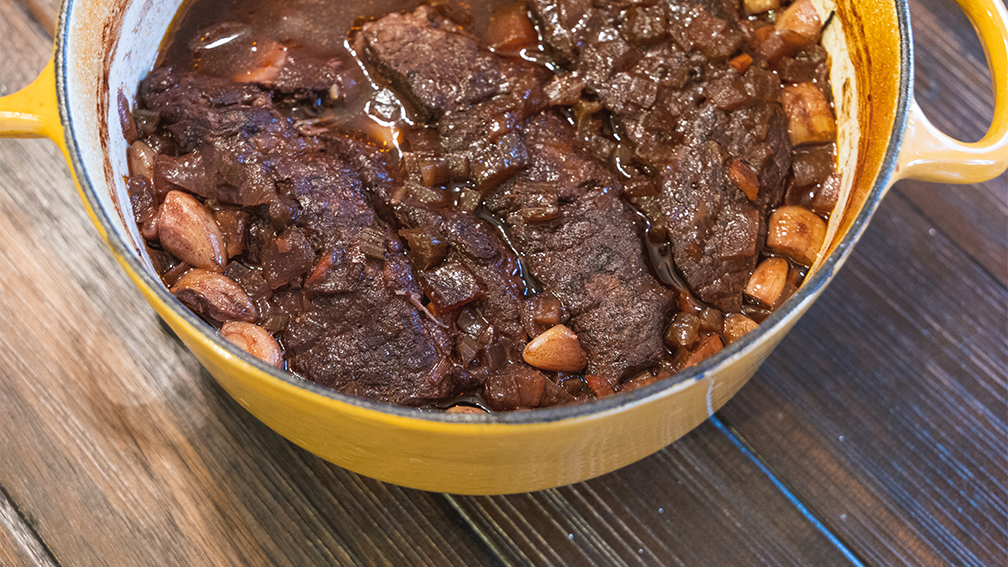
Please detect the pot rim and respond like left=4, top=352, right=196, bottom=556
left=52, top=0, right=914, bottom=426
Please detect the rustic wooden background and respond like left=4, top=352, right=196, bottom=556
left=1, top=0, right=1005, bottom=564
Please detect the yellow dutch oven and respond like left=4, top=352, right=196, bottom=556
left=1, top=0, right=1006, bottom=494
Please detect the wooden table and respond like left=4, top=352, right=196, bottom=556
left=1, top=0, right=1005, bottom=564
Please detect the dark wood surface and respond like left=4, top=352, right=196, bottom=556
left=1, top=0, right=1005, bottom=564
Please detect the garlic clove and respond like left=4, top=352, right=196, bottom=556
left=523, top=324, right=588, bottom=372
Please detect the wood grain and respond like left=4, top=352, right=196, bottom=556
left=894, top=0, right=1007, bottom=286
left=718, top=188, right=1007, bottom=566
left=0, top=488, right=59, bottom=567
left=17, top=0, right=56, bottom=38
left=714, top=2, right=1007, bottom=564
left=448, top=421, right=856, bottom=566
left=1, top=0, right=1005, bottom=564
left=0, top=1, right=857, bottom=564
left=2, top=1, right=494, bottom=565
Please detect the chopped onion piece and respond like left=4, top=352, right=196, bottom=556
left=399, top=225, right=448, bottom=270
left=485, top=2, right=539, bottom=56
left=724, top=313, right=759, bottom=344
left=684, top=335, right=723, bottom=368
left=745, top=257, right=789, bottom=307
left=728, top=53, right=753, bottom=73
left=775, top=0, right=822, bottom=42
left=664, top=312, right=701, bottom=349
left=358, top=227, right=387, bottom=260
left=782, top=83, right=837, bottom=146
left=745, top=0, right=779, bottom=14
left=728, top=159, right=760, bottom=202
left=767, top=205, right=827, bottom=266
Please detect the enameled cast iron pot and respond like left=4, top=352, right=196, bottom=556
left=1, top=0, right=1005, bottom=494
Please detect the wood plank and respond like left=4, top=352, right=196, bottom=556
left=714, top=14, right=1007, bottom=566
left=1, top=1, right=848, bottom=564
left=0, top=0, right=852, bottom=560
left=0, top=137, right=503, bottom=566
left=0, top=488, right=59, bottom=567
left=447, top=420, right=856, bottom=566
left=894, top=0, right=1007, bottom=285
left=1, top=0, right=51, bottom=97
left=413, top=3, right=1008, bottom=563
left=15, top=0, right=56, bottom=39
left=0, top=2, right=495, bottom=565
left=719, top=190, right=1007, bottom=567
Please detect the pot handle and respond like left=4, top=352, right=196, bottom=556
left=893, top=0, right=1008, bottom=184
left=0, top=57, right=64, bottom=144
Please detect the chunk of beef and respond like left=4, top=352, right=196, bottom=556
left=362, top=6, right=549, bottom=191
left=664, top=1, right=741, bottom=53
left=683, top=5, right=743, bottom=62
left=658, top=141, right=760, bottom=312
left=141, top=68, right=321, bottom=207
left=438, top=101, right=529, bottom=193
left=270, top=153, right=376, bottom=247
left=496, top=60, right=550, bottom=118
left=434, top=62, right=548, bottom=192
left=437, top=64, right=549, bottom=154
left=240, top=46, right=362, bottom=101
left=323, top=131, right=531, bottom=385
left=143, top=70, right=464, bottom=404
left=711, top=99, right=792, bottom=211
left=284, top=230, right=461, bottom=405
left=141, top=67, right=280, bottom=151
left=319, top=132, right=404, bottom=217
left=624, top=65, right=790, bottom=177
left=486, top=113, right=676, bottom=384
left=578, top=39, right=656, bottom=116
left=623, top=4, right=669, bottom=48
left=271, top=151, right=461, bottom=405
left=604, top=58, right=790, bottom=311
left=528, top=0, right=621, bottom=66
left=260, top=226, right=314, bottom=289
left=528, top=0, right=594, bottom=64
left=361, top=6, right=504, bottom=119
